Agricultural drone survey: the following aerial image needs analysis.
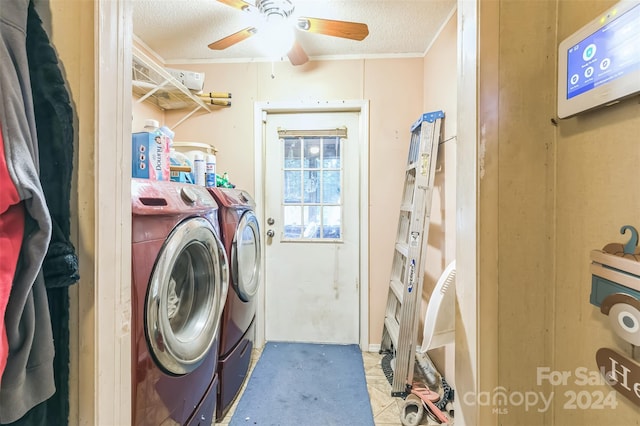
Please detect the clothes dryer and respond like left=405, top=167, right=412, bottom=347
left=206, top=187, right=261, bottom=421
left=131, top=179, right=229, bottom=426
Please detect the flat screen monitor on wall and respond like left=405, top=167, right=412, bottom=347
left=557, top=0, right=640, bottom=119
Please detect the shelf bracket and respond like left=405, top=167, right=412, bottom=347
left=170, top=106, right=205, bottom=130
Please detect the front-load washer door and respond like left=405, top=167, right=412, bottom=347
left=232, top=210, right=261, bottom=302
left=146, top=217, right=228, bottom=375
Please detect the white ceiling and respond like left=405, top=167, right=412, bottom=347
left=132, top=0, right=456, bottom=64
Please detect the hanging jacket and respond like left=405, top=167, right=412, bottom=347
left=26, top=0, right=78, bottom=289
left=0, top=124, right=25, bottom=382
left=23, top=2, right=80, bottom=424
left=0, top=0, right=55, bottom=423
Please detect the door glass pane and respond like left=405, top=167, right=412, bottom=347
left=284, top=138, right=302, bottom=168
left=322, top=170, right=340, bottom=204
left=304, top=137, right=321, bottom=168
left=322, top=137, right=341, bottom=168
left=303, top=206, right=321, bottom=238
left=303, top=170, right=320, bottom=203
left=322, top=206, right=341, bottom=239
left=280, top=135, right=344, bottom=241
left=284, top=170, right=301, bottom=203
left=283, top=205, right=302, bottom=238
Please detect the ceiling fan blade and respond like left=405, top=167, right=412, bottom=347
left=208, top=27, right=257, bottom=50
left=287, top=41, right=309, bottom=66
left=296, top=17, right=369, bottom=41
left=216, top=0, right=254, bottom=12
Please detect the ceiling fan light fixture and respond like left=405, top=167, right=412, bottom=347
left=256, top=0, right=295, bottom=18
left=211, top=0, right=368, bottom=66
left=255, top=14, right=295, bottom=59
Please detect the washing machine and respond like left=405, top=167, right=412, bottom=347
left=131, top=179, right=229, bottom=426
left=206, top=187, right=261, bottom=421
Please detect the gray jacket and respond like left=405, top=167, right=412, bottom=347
left=0, top=0, right=55, bottom=423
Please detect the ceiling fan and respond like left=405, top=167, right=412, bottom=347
left=208, top=0, right=369, bottom=66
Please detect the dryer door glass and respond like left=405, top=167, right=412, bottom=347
left=146, top=217, right=228, bottom=375
left=232, top=211, right=261, bottom=302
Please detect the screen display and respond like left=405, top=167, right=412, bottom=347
left=566, top=3, right=640, bottom=99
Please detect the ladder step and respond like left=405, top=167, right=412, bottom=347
left=390, top=279, right=404, bottom=304
left=384, top=316, right=400, bottom=348
left=395, top=242, right=408, bottom=258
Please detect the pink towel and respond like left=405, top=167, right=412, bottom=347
left=0, top=124, right=25, bottom=381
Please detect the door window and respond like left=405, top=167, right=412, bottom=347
left=281, top=135, right=343, bottom=241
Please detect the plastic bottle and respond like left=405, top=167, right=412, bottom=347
left=192, top=152, right=205, bottom=186
left=205, top=154, right=217, bottom=187
left=143, top=119, right=160, bottom=133
left=159, top=125, right=174, bottom=143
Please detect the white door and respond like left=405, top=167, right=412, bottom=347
left=264, top=111, right=361, bottom=344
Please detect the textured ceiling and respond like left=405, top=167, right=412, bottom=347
left=132, top=0, right=456, bottom=64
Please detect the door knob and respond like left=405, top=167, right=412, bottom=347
left=267, top=217, right=275, bottom=225
left=266, top=229, right=275, bottom=238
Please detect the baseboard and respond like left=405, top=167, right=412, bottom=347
left=367, top=343, right=381, bottom=353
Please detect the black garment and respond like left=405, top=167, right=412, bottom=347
left=5, top=2, right=81, bottom=425
left=2, top=404, right=46, bottom=426
left=26, top=0, right=78, bottom=289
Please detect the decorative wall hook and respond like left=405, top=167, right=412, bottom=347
left=621, top=225, right=639, bottom=256
left=602, top=225, right=640, bottom=261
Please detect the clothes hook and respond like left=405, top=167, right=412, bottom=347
left=620, top=225, right=639, bottom=255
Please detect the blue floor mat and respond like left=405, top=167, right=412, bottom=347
left=230, top=341, right=375, bottom=426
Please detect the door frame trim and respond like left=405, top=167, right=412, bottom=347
left=253, top=100, right=370, bottom=350
left=88, top=1, right=132, bottom=424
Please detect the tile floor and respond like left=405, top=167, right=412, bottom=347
left=215, top=348, right=437, bottom=426
left=215, top=347, right=262, bottom=425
